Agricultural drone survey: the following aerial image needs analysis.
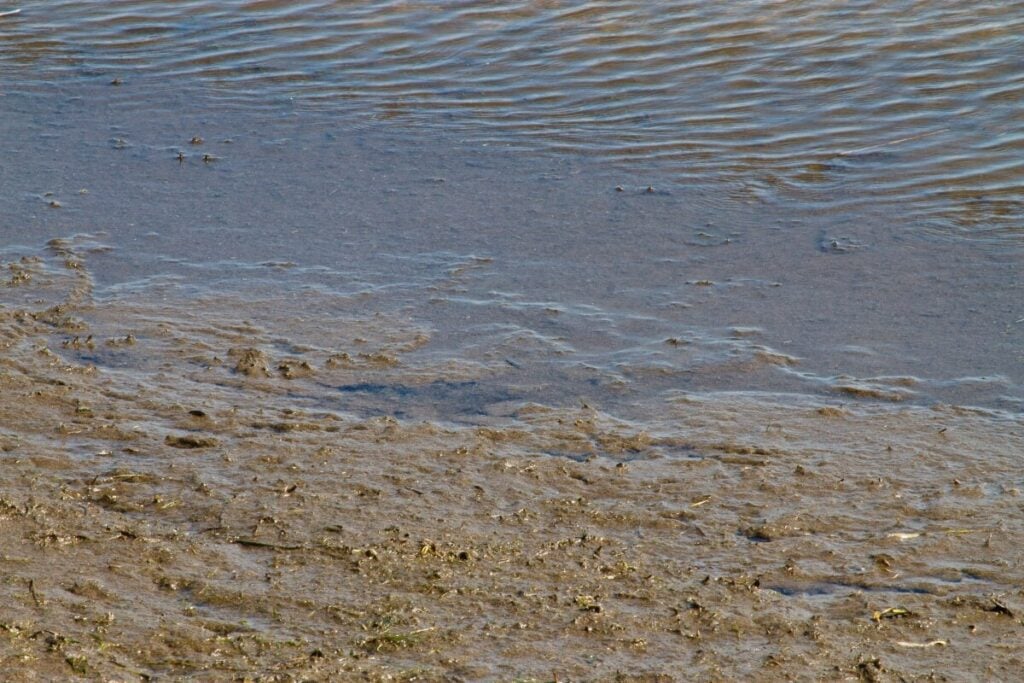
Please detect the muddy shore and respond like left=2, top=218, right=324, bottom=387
left=4, top=2, right=1024, bottom=678
left=0, top=241, right=1021, bottom=682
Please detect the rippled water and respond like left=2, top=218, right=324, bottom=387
left=2, top=0, right=1023, bottom=245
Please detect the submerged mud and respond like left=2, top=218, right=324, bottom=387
left=0, top=240, right=1022, bottom=681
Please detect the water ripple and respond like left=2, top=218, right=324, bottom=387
left=1, top=0, right=1022, bottom=245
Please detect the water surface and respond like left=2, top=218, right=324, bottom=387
left=2, top=1, right=1023, bottom=245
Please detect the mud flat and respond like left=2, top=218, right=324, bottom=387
left=3, top=3, right=1024, bottom=678
left=0, top=240, right=1020, bottom=682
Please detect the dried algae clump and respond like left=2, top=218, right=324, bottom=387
left=229, top=347, right=271, bottom=377
left=165, top=434, right=218, bottom=449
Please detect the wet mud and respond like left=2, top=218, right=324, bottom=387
left=1, top=241, right=1022, bottom=682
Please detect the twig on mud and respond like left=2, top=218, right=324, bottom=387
left=232, top=538, right=304, bottom=550
left=27, top=579, right=43, bottom=607
left=872, top=606, right=913, bottom=622
left=896, top=639, right=948, bottom=648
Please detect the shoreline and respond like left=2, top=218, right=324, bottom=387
left=3, top=4, right=1024, bottom=677
left=1, top=245, right=1021, bottom=681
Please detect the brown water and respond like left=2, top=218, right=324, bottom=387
left=1, top=2, right=1023, bottom=680
left=3, top=1, right=1024, bottom=245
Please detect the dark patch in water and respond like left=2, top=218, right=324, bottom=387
left=335, top=380, right=518, bottom=418
left=763, top=581, right=936, bottom=598
left=338, top=382, right=417, bottom=397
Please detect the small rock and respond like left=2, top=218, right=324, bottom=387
left=165, top=434, right=218, bottom=449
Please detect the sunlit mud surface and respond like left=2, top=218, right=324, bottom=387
left=1, top=239, right=1021, bottom=681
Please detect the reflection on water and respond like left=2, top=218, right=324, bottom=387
left=1, top=0, right=1023, bottom=245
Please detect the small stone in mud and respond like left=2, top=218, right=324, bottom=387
left=816, top=406, right=846, bottom=417
left=165, top=434, right=218, bottom=449
left=229, top=348, right=271, bottom=377
left=818, top=232, right=865, bottom=253
left=743, top=525, right=775, bottom=542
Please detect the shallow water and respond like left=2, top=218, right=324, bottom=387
left=2, top=95, right=1020, bottom=417
left=0, top=1, right=1022, bottom=679
left=3, top=1, right=1024, bottom=245
left=2, top=2, right=1022, bottom=415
